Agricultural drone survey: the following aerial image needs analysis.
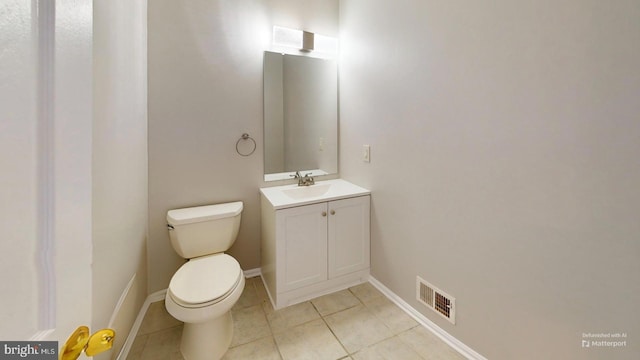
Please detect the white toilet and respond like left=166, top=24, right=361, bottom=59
left=164, top=201, right=245, bottom=360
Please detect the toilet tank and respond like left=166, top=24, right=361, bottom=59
left=167, top=202, right=243, bottom=259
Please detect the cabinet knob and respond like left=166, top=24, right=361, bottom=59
left=330, top=210, right=336, bottom=215
left=322, top=211, right=327, bottom=217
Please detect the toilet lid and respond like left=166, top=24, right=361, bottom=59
left=169, top=254, right=242, bottom=306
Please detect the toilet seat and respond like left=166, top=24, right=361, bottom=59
left=168, top=253, right=242, bottom=309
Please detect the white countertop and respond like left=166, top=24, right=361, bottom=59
left=260, top=179, right=371, bottom=209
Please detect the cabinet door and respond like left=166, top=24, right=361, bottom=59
left=276, top=202, right=328, bottom=292
left=328, top=196, right=370, bottom=278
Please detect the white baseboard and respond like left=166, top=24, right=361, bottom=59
left=104, top=274, right=139, bottom=360
left=147, top=289, right=168, bottom=303
left=243, top=267, right=261, bottom=278
left=115, top=288, right=166, bottom=360
left=368, top=276, right=487, bottom=360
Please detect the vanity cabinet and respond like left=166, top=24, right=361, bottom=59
left=327, top=196, right=371, bottom=278
left=261, top=194, right=370, bottom=309
left=277, top=202, right=328, bottom=292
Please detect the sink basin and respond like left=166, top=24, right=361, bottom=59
left=282, top=184, right=331, bottom=200
left=260, top=179, right=371, bottom=209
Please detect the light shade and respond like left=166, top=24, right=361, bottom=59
left=273, top=26, right=302, bottom=49
left=272, top=26, right=338, bottom=57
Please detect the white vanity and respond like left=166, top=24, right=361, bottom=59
left=260, top=179, right=371, bottom=309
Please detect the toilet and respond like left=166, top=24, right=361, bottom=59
left=164, top=201, right=245, bottom=360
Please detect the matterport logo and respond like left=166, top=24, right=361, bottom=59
left=0, top=342, right=57, bottom=359
left=581, top=332, right=628, bottom=349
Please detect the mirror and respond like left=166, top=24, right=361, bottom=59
left=263, top=51, right=338, bottom=181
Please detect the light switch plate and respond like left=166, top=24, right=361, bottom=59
left=363, top=145, right=370, bottom=162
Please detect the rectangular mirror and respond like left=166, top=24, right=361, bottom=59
left=263, top=51, right=338, bottom=181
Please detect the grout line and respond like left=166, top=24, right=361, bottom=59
left=262, top=310, right=285, bottom=359
left=317, top=284, right=396, bottom=357
left=126, top=334, right=148, bottom=360
left=349, top=281, right=424, bottom=359
left=341, top=283, right=418, bottom=356
left=228, top=280, right=276, bottom=350
left=258, top=283, right=285, bottom=360
left=355, top=289, right=421, bottom=337
left=314, top=304, right=351, bottom=358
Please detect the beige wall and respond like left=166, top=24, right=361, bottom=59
left=148, top=0, right=339, bottom=293
left=93, top=0, right=148, bottom=356
left=339, top=0, right=640, bottom=359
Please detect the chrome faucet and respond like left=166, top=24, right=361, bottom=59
left=291, top=171, right=315, bottom=186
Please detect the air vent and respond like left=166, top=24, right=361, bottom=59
left=416, top=276, right=455, bottom=324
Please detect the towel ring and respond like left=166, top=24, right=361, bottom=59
left=236, top=133, right=256, bottom=157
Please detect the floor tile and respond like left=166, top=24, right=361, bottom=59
left=222, top=336, right=282, bottom=360
left=233, top=277, right=261, bottom=310
left=230, top=304, right=272, bottom=347
left=138, top=326, right=184, bottom=360
left=137, top=301, right=182, bottom=336
left=125, top=335, right=148, bottom=360
left=253, top=277, right=270, bottom=302
left=128, top=281, right=468, bottom=360
left=273, top=319, right=347, bottom=360
left=352, top=336, right=423, bottom=360
left=263, top=301, right=321, bottom=333
left=398, top=326, right=466, bottom=360
left=363, top=296, right=418, bottom=334
left=349, top=283, right=384, bottom=304
left=311, top=289, right=361, bottom=316
left=324, top=305, right=393, bottom=354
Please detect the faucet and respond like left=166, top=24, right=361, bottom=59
left=291, top=171, right=315, bottom=186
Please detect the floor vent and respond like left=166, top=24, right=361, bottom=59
left=416, top=276, right=456, bottom=324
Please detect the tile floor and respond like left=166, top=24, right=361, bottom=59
left=127, top=278, right=467, bottom=360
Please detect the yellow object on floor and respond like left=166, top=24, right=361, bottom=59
left=60, top=326, right=115, bottom=360
left=85, top=329, right=116, bottom=356
left=60, top=326, right=90, bottom=360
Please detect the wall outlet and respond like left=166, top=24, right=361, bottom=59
left=319, top=137, right=324, bottom=151
left=363, top=145, right=370, bottom=162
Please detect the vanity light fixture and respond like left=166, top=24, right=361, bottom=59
left=272, top=26, right=337, bottom=55
left=273, top=26, right=303, bottom=49
left=302, top=30, right=314, bottom=52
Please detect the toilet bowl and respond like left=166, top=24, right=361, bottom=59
left=164, top=202, right=244, bottom=360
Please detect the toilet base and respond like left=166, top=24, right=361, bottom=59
left=180, top=311, right=233, bottom=360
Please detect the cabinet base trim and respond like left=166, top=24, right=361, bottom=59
left=264, top=269, right=370, bottom=310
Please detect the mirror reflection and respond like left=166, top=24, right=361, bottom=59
left=263, top=51, right=338, bottom=181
